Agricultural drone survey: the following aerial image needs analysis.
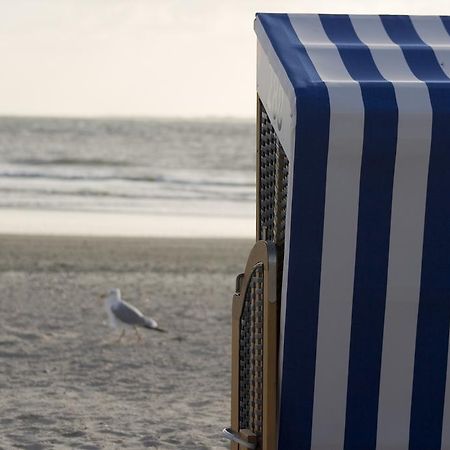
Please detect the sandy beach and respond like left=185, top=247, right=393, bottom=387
left=0, top=235, right=253, bottom=449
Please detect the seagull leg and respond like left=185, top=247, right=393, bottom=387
left=134, top=326, right=142, bottom=342
left=117, top=329, right=126, bottom=343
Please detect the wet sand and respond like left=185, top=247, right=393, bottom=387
left=0, top=235, right=253, bottom=449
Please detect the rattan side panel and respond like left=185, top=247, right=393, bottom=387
left=239, top=264, right=264, bottom=438
left=259, top=109, right=277, bottom=242
left=259, top=105, right=289, bottom=255
left=228, top=101, right=286, bottom=450
left=238, top=99, right=289, bottom=444
left=259, top=104, right=289, bottom=296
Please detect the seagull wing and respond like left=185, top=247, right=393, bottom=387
left=111, top=300, right=162, bottom=330
left=111, top=300, right=147, bottom=327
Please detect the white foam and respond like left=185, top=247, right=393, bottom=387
left=0, top=208, right=254, bottom=239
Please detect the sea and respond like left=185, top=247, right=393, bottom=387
left=0, top=117, right=256, bottom=237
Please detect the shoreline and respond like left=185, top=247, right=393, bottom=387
left=0, top=208, right=255, bottom=239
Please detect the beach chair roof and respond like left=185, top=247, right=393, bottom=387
left=256, top=14, right=450, bottom=449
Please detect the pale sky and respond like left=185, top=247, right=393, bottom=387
left=1, top=0, right=450, bottom=118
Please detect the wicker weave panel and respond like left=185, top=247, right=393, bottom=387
left=236, top=103, right=288, bottom=447
left=260, top=105, right=289, bottom=295
left=239, top=264, right=264, bottom=438
left=259, top=106, right=289, bottom=253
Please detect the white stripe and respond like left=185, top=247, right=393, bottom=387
left=289, top=14, right=364, bottom=449
left=350, top=15, right=433, bottom=450
left=409, top=17, right=450, bottom=449
left=411, top=16, right=450, bottom=79
left=255, top=17, right=297, bottom=162
left=253, top=21, right=298, bottom=444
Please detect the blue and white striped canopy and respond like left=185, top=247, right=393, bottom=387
left=255, top=14, right=450, bottom=450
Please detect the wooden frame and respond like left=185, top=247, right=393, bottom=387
left=230, top=240, right=278, bottom=450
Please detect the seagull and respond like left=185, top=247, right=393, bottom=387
left=101, top=288, right=165, bottom=340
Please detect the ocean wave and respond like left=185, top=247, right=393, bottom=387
left=0, top=169, right=254, bottom=188
left=0, top=185, right=254, bottom=202
left=9, top=158, right=131, bottom=167
left=0, top=117, right=256, bottom=218
left=0, top=170, right=157, bottom=183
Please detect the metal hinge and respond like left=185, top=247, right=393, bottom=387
left=222, top=427, right=257, bottom=449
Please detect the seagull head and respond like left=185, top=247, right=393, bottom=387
left=108, top=288, right=121, bottom=299
left=100, top=288, right=121, bottom=306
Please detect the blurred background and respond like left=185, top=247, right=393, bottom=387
left=1, top=0, right=448, bottom=238
left=1, top=2, right=450, bottom=449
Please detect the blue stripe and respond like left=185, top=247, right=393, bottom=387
left=381, top=15, right=450, bottom=450
left=441, top=16, right=450, bottom=36
left=257, top=13, right=331, bottom=450
left=320, top=15, right=398, bottom=450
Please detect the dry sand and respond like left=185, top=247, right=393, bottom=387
left=0, top=235, right=253, bottom=449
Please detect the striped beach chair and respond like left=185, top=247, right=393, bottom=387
left=224, top=13, right=450, bottom=450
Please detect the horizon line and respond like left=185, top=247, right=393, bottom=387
left=0, top=113, right=255, bottom=122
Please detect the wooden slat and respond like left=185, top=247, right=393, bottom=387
left=230, top=241, right=278, bottom=450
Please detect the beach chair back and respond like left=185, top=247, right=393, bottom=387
left=226, top=14, right=450, bottom=450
